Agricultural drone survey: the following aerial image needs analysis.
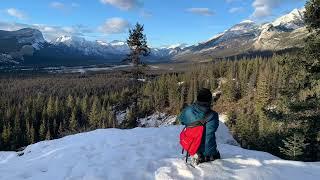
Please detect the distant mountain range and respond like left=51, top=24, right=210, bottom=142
left=175, top=8, right=307, bottom=61
left=0, top=8, right=308, bottom=66
left=0, top=29, right=186, bottom=66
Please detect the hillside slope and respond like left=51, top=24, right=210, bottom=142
left=175, top=8, right=308, bottom=61
left=0, top=116, right=319, bottom=180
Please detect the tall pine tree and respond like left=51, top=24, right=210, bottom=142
left=126, top=23, right=150, bottom=66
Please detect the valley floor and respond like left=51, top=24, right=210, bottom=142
left=0, top=116, right=319, bottom=180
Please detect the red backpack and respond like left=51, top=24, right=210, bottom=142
left=179, top=112, right=212, bottom=163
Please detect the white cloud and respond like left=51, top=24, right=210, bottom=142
left=50, top=2, right=65, bottom=10
left=251, top=0, right=302, bottom=18
left=229, top=7, right=244, bottom=13
left=100, top=0, right=140, bottom=10
left=98, top=17, right=130, bottom=34
left=186, top=8, right=214, bottom=16
left=6, top=8, right=26, bottom=20
left=50, top=2, right=80, bottom=12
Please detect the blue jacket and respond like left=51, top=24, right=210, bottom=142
left=178, top=103, right=219, bottom=156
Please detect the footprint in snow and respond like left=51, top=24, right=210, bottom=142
left=39, top=167, right=48, bottom=173
left=18, top=172, right=32, bottom=179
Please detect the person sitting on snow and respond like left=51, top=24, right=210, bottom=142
left=179, top=88, right=220, bottom=164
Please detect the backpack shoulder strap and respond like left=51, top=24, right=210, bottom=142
left=199, top=111, right=214, bottom=124
left=187, top=111, right=213, bottom=127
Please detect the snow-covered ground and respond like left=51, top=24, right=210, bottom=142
left=0, top=116, right=319, bottom=180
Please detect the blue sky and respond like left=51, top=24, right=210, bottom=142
left=0, top=0, right=306, bottom=47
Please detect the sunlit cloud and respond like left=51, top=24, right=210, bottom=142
left=100, top=0, right=141, bottom=10
left=251, top=0, right=302, bottom=19
left=98, top=17, right=130, bottom=34
left=50, top=2, right=80, bottom=11
left=186, top=8, right=214, bottom=16
left=6, top=8, right=27, bottom=20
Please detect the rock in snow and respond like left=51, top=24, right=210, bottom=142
left=0, top=116, right=319, bottom=180
left=138, top=113, right=177, bottom=127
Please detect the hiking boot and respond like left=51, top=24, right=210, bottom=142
left=191, top=153, right=205, bottom=165
left=191, top=154, right=200, bottom=166
left=204, top=151, right=221, bottom=162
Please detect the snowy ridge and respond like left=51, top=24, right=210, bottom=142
left=0, top=28, right=46, bottom=50
left=52, top=36, right=130, bottom=57
left=272, top=8, right=305, bottom=30
left=96, top=40, right=108, bottom=46
left=0, top=28, right=46, bottom=64
left=52, top=35, right=86, bottom=46
left=15, top=28, right=46, bottom=50
left=228, top=20, right=258, bottom=33
left=202, top=32, right=226, bottom=44
left=109, top=40, right=126, bottom=46
left=52, top=35, right=183, bottom=59
left=253, top=8, right=307, bottom=50
left=165, top=43, right=188, bottom=49
left=240, top=20, right=254, bottom=24
left=1, top=115, right=319, bottom=180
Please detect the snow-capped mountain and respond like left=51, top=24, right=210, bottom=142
left=48, top=7, right=307, bottom=63
left=272, top=8, right=305, bottom=30
left=52, top=36, right=130, bottom=58
left=151, top=45, right=185, bottom=60
left=106, top=40, right=130, bottom=54
left=0, top=28, right=46, bottom=50
left=0, top=27, right=186, bottom=66
left=253, top=8, right=307, bottom=50
left=176, top=8, right=308, bottom=60
left=0, top=28, right=47, bottom=64
left=150, top=43, right=188, bottom=59
left=194, top=20, right=260, bottom=51
left=53, top=37, right=129, bottom=53
left=52, top=35, right=86, bottom=47
left=164, top=43, right=188, bottom=49
left=51, top=36, right=183, bottom=63
left=108, top=40, right=126, bottom=46
left=9, top=28, right=46, bottom=50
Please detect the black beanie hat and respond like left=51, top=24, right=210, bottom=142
left=197, top=88, right=212, bottom=103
